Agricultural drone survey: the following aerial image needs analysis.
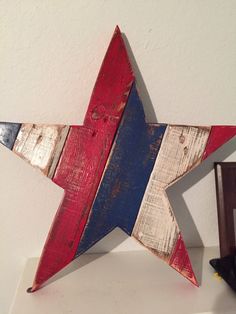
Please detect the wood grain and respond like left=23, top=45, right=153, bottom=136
left=2, top=28, right=236, bottom=292
left=30, top=26, right=134, bottom=292
left=76, top=85, right=166, bottom=257
left=132, top=125, right=210, bottom=284
left=169, top=233, right=198, bottom=285
left=13, top=124, right=69, bottom=177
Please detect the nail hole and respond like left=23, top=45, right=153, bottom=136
left=92, top=111, right=100, bottom=120
left=36, top=134, right=43, bottom=144
left=179, top=134, right=185, bottom=144
left=91, top=105, right=105, bottom=120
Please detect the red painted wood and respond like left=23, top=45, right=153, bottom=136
left=202, top=126, right=236, bottom=160
left=84, top=26, right=133, bottom=130
left=169, top=234, right=198, bottom=286
left=30, top=26, right=134, bottom=292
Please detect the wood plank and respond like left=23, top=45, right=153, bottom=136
left=202, top=126, right=236, bottom=160
left=83, top=25, right=133, bottom=129
left=132, top=125, right=210, bottom=285
left=13, top=124, right=69, bottom=178
left=35, top=126, right=112, bottom=282
left=76, top=85, right=166, bottom=257
left=169, top=233, right=198, bottom=286
left=0, top=122, right=21, bottom=150
left=29, top=26, right=134, bottom=292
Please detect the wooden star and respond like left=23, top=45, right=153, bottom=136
left=1, top=27, right=236, bottom=292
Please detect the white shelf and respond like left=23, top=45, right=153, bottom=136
left=10, top=247, right=236, bottom=314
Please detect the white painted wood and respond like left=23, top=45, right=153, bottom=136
left=13, top=124, right=69, bottom=177
left=10, top=248, right=236, bottom=314
left=133, top=126, right=210, bottom=258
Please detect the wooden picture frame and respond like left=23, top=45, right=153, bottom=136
left=214, top=162, right=236, bottom=258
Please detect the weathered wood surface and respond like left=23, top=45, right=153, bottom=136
left=169, top=233, right=198, bottom=285
left=3, top=27, right=236, bottom=292
left=13, top=124, right=69, bottom=178
left=76, top=85, right=166, bottom=257
left=83, top=26, right=133, bottom=130
left=214, top=162, right=236, bottom=257
left=0, top=122, right=21, bottom=150
left=30, top=26, right=134, bottom=292
left=202, top=126, right=236, bottom=160
left=132, top=125, right=210, bottom=285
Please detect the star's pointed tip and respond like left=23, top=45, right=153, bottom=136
left=169, top=234, right=200, bottom=287
left=195, top=281, right=200, bottom=287
left=27, top=282, right=41, bottom=293
left=115, top=25, right=121, bottom=34
left=190, top=274, right=199, bottom=287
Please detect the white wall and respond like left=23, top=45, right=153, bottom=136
left=0, top=1, right=236, bottom=313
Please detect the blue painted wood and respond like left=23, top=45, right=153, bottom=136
left=0, top=122, right=21, bottom=150
left=75, top=84, right=166, bottom=257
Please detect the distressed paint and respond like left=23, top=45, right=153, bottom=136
left=1, top=27, right=236, bottom=292
left=13, top=124, right=69, bottom=177
left=132, top=125, right=210, bottom=284
left=0, top=122, right=21, bottom=150
left=29, top=26, right=134, bottom=292
left=83, top=26, right=133, bottom=130
left=202, top=126, right=236, bottom=160
left=47, top=126, right=70, bottom=178
left=76, top=85, right=166, bottom=257
left=169, top=234, right=198, bottom=286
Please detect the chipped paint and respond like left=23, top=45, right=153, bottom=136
left=3, top=27, right=236, bottom=293
left=29, top=26, right=134, bottom=292
left=13, top=124, right=69, bottom=177
left=75, top=85, right=166, bottom=257
left=132, top=125, right=210, bottom=283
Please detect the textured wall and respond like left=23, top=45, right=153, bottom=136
left=0, top=1, right=236, bottom=313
